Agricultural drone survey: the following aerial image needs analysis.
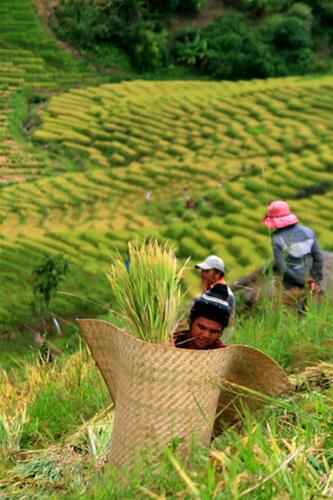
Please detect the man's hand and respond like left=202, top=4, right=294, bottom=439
left=308, top=280, right=321, bottom=294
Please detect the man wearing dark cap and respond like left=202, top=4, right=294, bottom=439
left=174, top=284, right=231, bottom=350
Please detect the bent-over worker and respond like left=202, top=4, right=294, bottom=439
left=262, top=200, right=323, bottom=307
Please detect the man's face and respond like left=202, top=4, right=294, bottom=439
left=200, top=269, right=220, bottom=290
left=190, top=317, right=223, bottom=349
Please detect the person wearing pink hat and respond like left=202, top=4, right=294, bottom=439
left=263, top=200, right=323, bottom=306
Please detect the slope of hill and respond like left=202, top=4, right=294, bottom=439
left=0, top=0, right=332, bottom=331
left=0, top=2, right=333, bottom=498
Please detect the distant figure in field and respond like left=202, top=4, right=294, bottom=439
left=185, top=197, right=195, bottom=209
left=195, top=255, right=235, bottom=318
left=183, top=188, right=195, bottom=209
left=262, top=200, right=323, bottom=308
left=145, top=191, right=152, bottom=203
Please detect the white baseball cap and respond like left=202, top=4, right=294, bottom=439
left=195, top=255, right=225, bottom=273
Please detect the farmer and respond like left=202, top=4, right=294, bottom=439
left=262, top=200, right=323, bottom=307
left=195, top=255, right=235, bottom=319
left=174, top=285, right=231, bottom=350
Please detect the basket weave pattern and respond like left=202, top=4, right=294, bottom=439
left=79, top=319, right=227, bottom=468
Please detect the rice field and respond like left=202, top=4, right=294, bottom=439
left=0, top=0, right=333, bottom=326
left=18, top=78, right=333, bottom=288
left=1, top=1, right=333, bottom=498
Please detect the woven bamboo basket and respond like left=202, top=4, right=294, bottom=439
left=78, top=320, right=291, bottom=468
left=213, top=344, right=292, bottom=434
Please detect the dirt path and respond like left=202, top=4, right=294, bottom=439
left=34, top=0, right=59, bottom=21
left=33, top=0, right=81, bottom=57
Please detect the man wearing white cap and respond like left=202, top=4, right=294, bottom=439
left=195, top=255, right=235, bottom=321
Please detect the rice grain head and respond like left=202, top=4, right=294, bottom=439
left=107, top=240, right=188, bottom=343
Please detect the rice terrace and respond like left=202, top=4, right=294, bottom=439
left=1, top=0, right=333, bottom=498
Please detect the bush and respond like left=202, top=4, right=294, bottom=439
left=199, top=14, right=270, bottom=79
left=173, top=6, right=318, bottom=80
left=147, top=0, right=206, bottom=14
left=178, top=0, right=207, bottom=14
left=261, top=14, right=312, bottom=50
left=288, top=2, right=313, bottom=25
left=53, top=0, right=121, bottom=48
left=128, top=21, right=169, bottom=70
left=173, top=29, right=210, bottom=66
left=235, top=0, right=291, bottom=16
left=54, top=0, right=170, bottom=71
left=303, top=0, right=333, bottom=21
left=259, top=14, right=313, bottom=75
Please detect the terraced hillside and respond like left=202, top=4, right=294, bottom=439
left=0, top=0, right=333, bottom=328
left=0, top=0, right=90, bottom=182
left=0, top=0, right=107, bottom=326
left=31, top=78, right=333, bottom=279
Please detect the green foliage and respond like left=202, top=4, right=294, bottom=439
left=3, top=299, right=333, bottom=496
left=303, top=0, right=333, bottom=22
left=173, top=29, right=210, bottom=66
left=8, top=90, right=29, bottom=142
left=174, top=11, right=315, bottom=79
left=53, top=0, right=125, bottom=49
left=202, top=14, right=270, bottom=79
left=128, top=21, right=169, bottom=70
left=32, top=254, right=69, bottom=317
left=288, top=2, right=313, bottom=25
left=53, top=0, right=145, bottom=49
left=52, top=0, right=331, bottom=78
left=147, top=0, right=206, bottom=14
left=177, top=0, right=207, bottom=14
left=261, top=14, right=312, bottom=50
left=260, top=14, right=313, bottom=75
left=235, top=0, right=291, bottom=16
left=89, top=403, right=332, bottom=498
left=54, top=0, right=169, bottom=71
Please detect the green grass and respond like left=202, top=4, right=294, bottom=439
left=0, top=332, right=39, bottom=371
left=73, top=387, right=333, bottom=499
left=20, top=354, right=109, bottom=448
left=233, top=300, right=333, bottom=371
left=1, top=303, right=333, bottom=498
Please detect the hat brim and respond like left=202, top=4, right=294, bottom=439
left=195, top=263, right=212, bottom=270
left=262, top=213, right=298, bottom=230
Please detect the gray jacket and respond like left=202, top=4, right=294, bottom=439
left=272, top=224, right=323, bottom=288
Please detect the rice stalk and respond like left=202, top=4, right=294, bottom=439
left=165, top=450, right=201, bottom=498
left=107, top=240, right=188, bottom=343
left=239, top=446, right=303, bottom=497
left=0, top=407, right=27, bottom=452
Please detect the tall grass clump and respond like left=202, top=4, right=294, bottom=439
left=107, top=240, right=187, bottom=343
left=233, top=298, right=333, bottom=369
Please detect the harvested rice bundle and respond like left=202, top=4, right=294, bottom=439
left=290, top=362, right=333, bottom=392
left=107, top=240, right=187, bottom=343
